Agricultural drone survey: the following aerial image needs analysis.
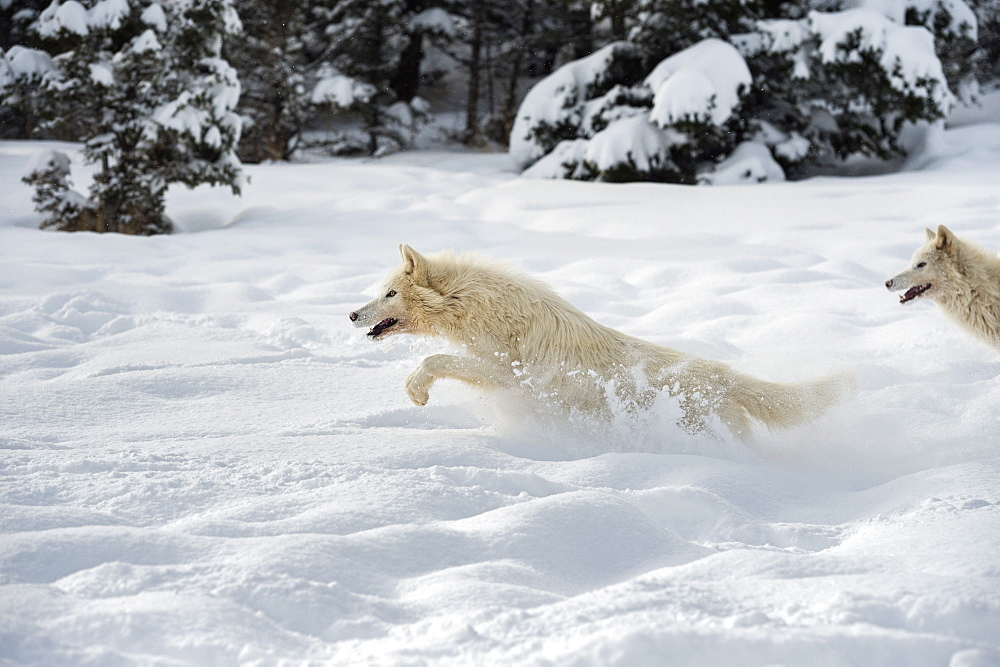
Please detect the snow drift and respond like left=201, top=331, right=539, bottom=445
left=1, top=116, right=999, bottom=662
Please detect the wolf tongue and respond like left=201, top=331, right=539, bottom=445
left=900, top=284, right=930, bottom=303
left=368, top=317, right=397, bottom=337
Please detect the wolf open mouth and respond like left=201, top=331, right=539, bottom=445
left=899, top=283, right=931, bottom=304
left=367, top=318, right=398, bottom=337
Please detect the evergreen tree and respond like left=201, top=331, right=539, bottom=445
left=904, top=0, right=980, bottom=100
left=625, top=0, right=802, bottom=66
left=1, top=1, right=55, bottom=138
left=0, top=44, right=53, bottom=138
left=321, top=0, right=409, bottom=154
left=439, top=0, right=523, bottom=144
left=309, top=0, right=432, bottom=156
left=512, top=1, right=955, bottom=184
left=21, top=0, right=243, bottom=235
left=509, top=41, right=648, bottom=168
left=225, top=0, right=310, bottom=162
left=21, top=149, right=94, bottom=231
left=430, top=0, right=598, bottom=146
left=227, top=0, right=434, bottom=159
left=1, top=0, right=49, bottom=50
left=744, top=11, right=952, bottom=174
left=972, top=0, right=1000, bottom=80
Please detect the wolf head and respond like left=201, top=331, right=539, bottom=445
left=349, top=244, right=450, bottom=340
left=885, top=225, right=962, bottom=305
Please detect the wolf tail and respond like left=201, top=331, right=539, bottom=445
left=721, top=370, right=855, bottom=441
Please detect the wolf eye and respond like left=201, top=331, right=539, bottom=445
left=915, top=262, right=927, bottom=269
left=386, top=290, right=397, bottom=298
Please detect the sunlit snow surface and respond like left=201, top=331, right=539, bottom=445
left=1, top=114, right=999, bottom=663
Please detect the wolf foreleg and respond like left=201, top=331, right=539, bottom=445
left=405, top=354, right=507, bottom=406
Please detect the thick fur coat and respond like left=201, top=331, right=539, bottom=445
left=351, top=245, right=851, bottom=441
left=886, top=225, right=1000, bottom=351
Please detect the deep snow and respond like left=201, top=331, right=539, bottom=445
left=1, top=114, right=999, bottom=663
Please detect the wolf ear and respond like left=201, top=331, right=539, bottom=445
left=925, top=228, right=936, bottom=242
left=934, top=225, right=953, bottom=251
left=399, top=244, right=429, bottom=285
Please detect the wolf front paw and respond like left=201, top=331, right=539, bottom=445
left=405, top=369, right=431, bottom=406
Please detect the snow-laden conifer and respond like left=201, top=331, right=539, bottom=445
left=0, top=45, right=53, bottom=138
left=512, top=0, right=959, bottom=184
left=226, top=0, right=432, bottom=160
left=19, top=0, right=243, bottom=235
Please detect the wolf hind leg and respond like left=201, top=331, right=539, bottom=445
left=672, top=390, right=751, bottom=442
left=717, top=403, right=754, bottom=443
left=673, top=391, right=733, bottom=442
left=676, top=411, right=723, bottom=441
left=405, top=354, right=506, bottom=406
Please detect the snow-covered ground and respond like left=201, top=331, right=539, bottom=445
left=1, top=114, right=999, bottom=664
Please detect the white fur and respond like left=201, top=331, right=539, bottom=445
left=886, top=225, right=1000, bottom=351
left=351, top=245, right=852, bottom=441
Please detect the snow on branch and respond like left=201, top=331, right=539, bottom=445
left=646, top=39, right=752, bottom=127
left=810, top=8, right=952, bottom=110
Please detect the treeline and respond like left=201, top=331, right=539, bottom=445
left=512, top=0, right=1000, bottom=185
left=1, top=0, right=999, bottom=234
left=3, top=0, right=1000, bottom=160
left=2, top=0, right=635, bottom=161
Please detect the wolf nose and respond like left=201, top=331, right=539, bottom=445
left=349, top=311, right=359, bottom=322
left=884, top=279, right=894, bottom=290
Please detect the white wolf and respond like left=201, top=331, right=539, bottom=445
left=886, top=225, right=1000, bottom=351
left=351, top=245, right=851, bottom=441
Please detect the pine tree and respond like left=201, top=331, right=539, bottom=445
left=0, top=44, right=53, bottom=138
left=21, top=149, right=95, bottom=231
left=626, top=0, right=802, bottom=66
left=310, top=0, right=431, bottom=155
left=226, top=0, right=435, bottom=159
left=0, top=0, right=49, bottom=50
left=226, top=0, right=310, bottom=162
left=905, top=0, right=980, bottom=100
left=512, top=1, right=955, bottom=184
left=509, top=41, right=648, bottom=169
left=319, top=0, right=405, bottom=154
left=430, top=0, right=600, bottom=146
left=21, top=0, right=243, bottom=235
left=972, top=0, right=1000, bottom=80
left=745, top=10, right=953, bottom=173
left=0, top=0, right=53, bottom=141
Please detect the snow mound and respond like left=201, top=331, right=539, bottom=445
left=1, top=131, right=999, bottom=662
left=700, top=141, right=787, bottom=184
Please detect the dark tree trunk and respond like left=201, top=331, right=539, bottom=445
left=500, top=0, right=534, bottom=145
left=391, top=32, right=424, bottom=102
left=465, top=11, right=482, bottom=144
